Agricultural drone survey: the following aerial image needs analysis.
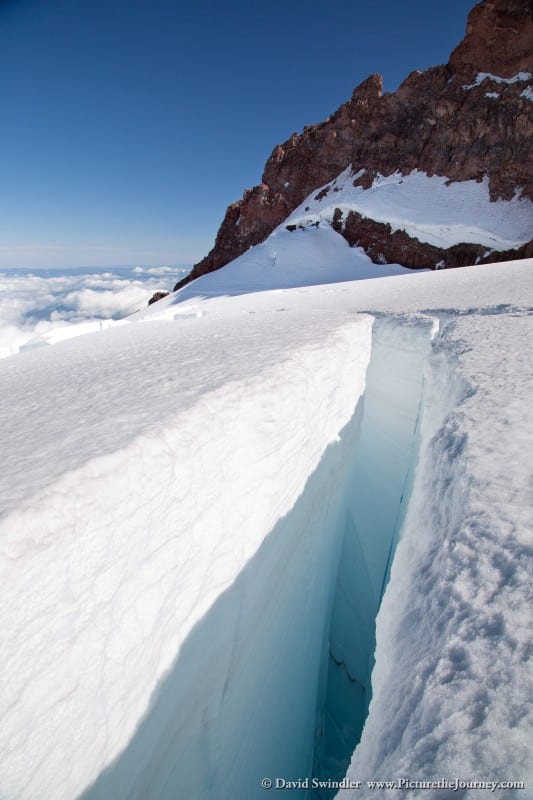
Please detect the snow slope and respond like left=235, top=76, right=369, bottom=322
left=151, top=224, right=411, bottom=303
left=285, top=168, right=533, bottom=251
left=10, top=166, right=531, bottom=356
left=0, top=258, right=532, bottom=799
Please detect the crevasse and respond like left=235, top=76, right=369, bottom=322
left=81, top=315, right=443, bottom=800
left=312, top=317, right=433, bottom=797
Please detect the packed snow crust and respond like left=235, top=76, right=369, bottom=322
left=1, top=257, right=532, bottom=799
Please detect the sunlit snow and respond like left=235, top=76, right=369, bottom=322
left=284, top=169, right=533, bottom=251
left=1, top=250, right=531, bottom=799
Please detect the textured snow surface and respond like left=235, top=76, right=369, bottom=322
left=285, top=169, right=533, bottom=251
left=1, top=258, right=532, bottom=799
left=339, top=311, right=533, bottom=799
left=0, top=302, right=373, bottom=799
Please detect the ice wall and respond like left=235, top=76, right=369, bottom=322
left=81, top=317, right=436, bottom=800
left=313, top=318, right=434, bottom=794
left=0, top=309, right=451, bottom=800
left=82, top=393, right=366, bottom=800
left=0, top=317, right=373, bottom=800
left=338, top=311, right=533, bottom=798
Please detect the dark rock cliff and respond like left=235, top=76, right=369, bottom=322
left=175, top=0, right=532, bottom=291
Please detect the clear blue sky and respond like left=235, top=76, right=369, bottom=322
left=0, top=0, right=474, bottom=268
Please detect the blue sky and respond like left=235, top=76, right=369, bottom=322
left=0, top=0, right=474, bottom=268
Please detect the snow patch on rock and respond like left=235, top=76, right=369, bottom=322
left=285, top=168, right=533, bottom=251
left=462, top=70, right=532, bottom=89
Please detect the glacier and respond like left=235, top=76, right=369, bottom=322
left=0, top=259, right=532, bottom=799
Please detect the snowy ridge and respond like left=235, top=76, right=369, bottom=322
left=284, top=169, right=533, bottom=251
left=166, top=225, right=410, bottom=304
left=7, top=169, right=531, bottom=355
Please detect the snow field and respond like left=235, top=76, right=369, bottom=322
left=0, top=258, right=532, bottom=799
left=0, top=314, right=372, bottom=799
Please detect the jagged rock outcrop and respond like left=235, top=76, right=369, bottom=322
left=175, top=0, right=532, bottom=291
left=148, top=290, right=170, bottom=306
left=330, top=205, right=533, bottom=269
left=330, top=209, right=488, bottom=270
left=449, top=0, right=533, bottom=77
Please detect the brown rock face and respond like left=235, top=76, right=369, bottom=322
left=148, top=290, right=170, bottom=306
left=331, top=208, right=533, bottom=269
left=175, top=0, right=533, bottom=291
left=449, top=0, right=533, bottom=77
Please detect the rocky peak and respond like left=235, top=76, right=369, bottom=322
left=351, top=73, right=383, bottom=101
left=450, top=0, right=533, bottom=78
left=174, top=0, right=532, bottom=292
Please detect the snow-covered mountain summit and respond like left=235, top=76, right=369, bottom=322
left=172, top=0, right=532, bottom=293
left=156, top=168, right=531, bottom=305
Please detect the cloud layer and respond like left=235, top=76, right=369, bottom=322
left=0, top=266, right=185, bottom=358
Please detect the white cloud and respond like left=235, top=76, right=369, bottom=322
left=0, top=266, right=187, bottom=358
left=63, top=286, right=152, bottom=317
